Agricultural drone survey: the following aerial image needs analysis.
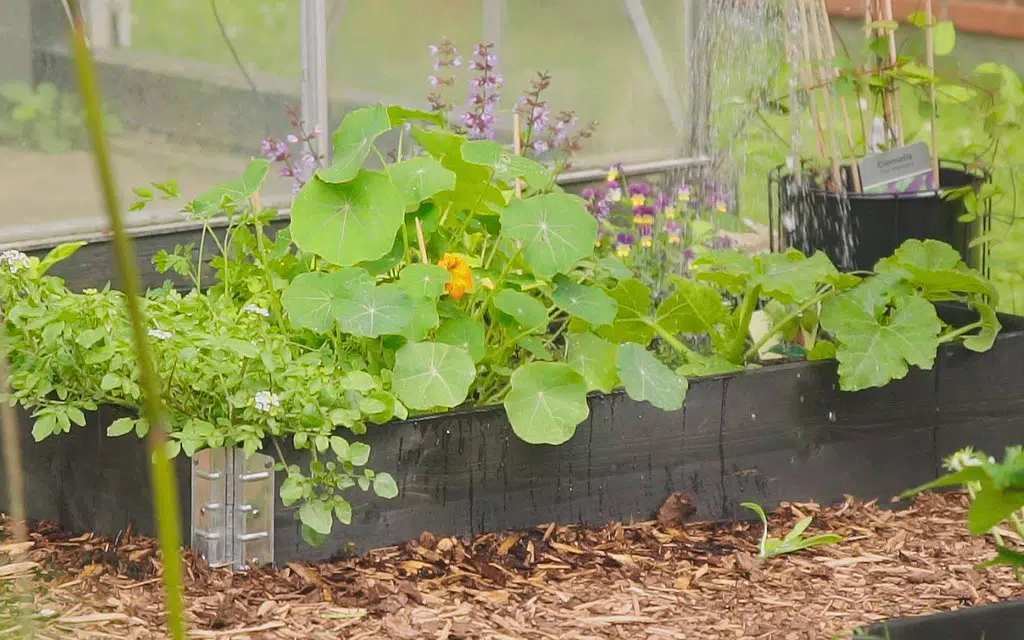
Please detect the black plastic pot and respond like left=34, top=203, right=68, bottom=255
left=855, top=599, right=1024, bottom=640
left=769, top=162, right=990, bottom=272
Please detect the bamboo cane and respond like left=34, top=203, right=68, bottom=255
left=797, top=0, right=842, bottom=190
left=813, top=0, right=862, bottom=192
left=925, top=0, right=941, bottom=189
left=881, top=0, right=905, bottom=146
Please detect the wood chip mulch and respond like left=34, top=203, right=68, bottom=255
left=0, top=491, right=1021, bottom=639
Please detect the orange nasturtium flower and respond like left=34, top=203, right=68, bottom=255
left=437, top=252, right=474, bottom=300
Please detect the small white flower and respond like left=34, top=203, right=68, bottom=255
left=0, top=250, right=30, bottom=274
left=243, top=303, right=270, bottom=317
left=254, top=390, right=280, bottom=413
left=148, top=328, right=172, bottom=340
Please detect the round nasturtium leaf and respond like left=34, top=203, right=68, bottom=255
left=400, top=298, right=441, bottom=341
left=281, top=269, right=373, bottom=333
left=566, top=332, right=619, bottom=393
left=392, top=341, right=476, bottom=410
left=335, top=283, right=413, bottom=338
left=616, top=343, right=688, bottom=411
left=436, top=316, right=487, bottom=363
left=399, top=263, right=451, bottom=300
left=552, top=276, right=618, bottom=328
left=290, top=170, right=405, bottom=267
left=317, top=103, right=393, bottom=185
left=388, top=156, right=457, bottom=207
left=503, top=362, right=590, bottom=445
left=493, top=289, right=548, bottom=330
left=499, top=193, right=597, bottom=279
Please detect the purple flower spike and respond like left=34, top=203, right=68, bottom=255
left=628, top=182, right=652, bottom=197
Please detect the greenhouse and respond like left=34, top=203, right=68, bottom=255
left=0, top=0, right=1023, bottom=637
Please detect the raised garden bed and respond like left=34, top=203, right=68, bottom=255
left=4, top=309, right=1023, bottom=565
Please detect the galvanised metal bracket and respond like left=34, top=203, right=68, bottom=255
left=191, top=447, right=275, bottom=571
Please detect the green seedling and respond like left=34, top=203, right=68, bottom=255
left=741, top=501, right=843, bottom=559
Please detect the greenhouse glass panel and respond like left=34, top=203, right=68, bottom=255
left=1, top=0, right=299, bottom=245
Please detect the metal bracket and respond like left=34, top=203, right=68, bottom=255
left=191, top=447, right=275, bottom=571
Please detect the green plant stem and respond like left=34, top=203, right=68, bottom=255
left=67, top=6, right=186, bottom=639
left=743, top=291, right=830, bottom=361
left=645, top=319, right=700, bottom=362
left=937, top=321, right=983, bottom=344
left=728, top=284, right=762, bottom=362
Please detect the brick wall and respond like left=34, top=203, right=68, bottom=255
left=825, top=0, right=1024, bottom=39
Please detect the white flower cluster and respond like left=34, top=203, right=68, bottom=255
left=148, top=328, right=172, bottom=340
left=0, top=250, right=30, bottom=274
left=243, top=303, right=270, bottom=317
left=944, top=446, right=994, bottom=472
left=254, top=390, right=280, bottom=413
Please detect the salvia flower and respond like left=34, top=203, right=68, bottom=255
left=148, top=328, right=172, bottom=340
left=243, top=303, right=270, bottom=317
left=0, top=250, right=30, bottom=274
left=254, top=390, right=281, bottom=413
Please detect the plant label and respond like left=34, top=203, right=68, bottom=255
left=858, top=142, right=936, bottom=195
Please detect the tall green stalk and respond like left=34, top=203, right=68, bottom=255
left=65, top=4, right=187, bottom=638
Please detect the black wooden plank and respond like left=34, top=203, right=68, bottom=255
left=274, top=382, right=725, bottom=563
left=859, top=599, right=1024, bottom=640
left=935, top=331, right=1024, bottom=466
left=0, top=407, right=64, bottom=523
left=719, top=360, right=937, bottom=518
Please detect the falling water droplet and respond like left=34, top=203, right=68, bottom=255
left=750, top=412, right=756, bottom=420
left=827, top=411, right=836, bottom=423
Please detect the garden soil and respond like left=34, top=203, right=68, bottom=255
left=0, top=491, right=1020, bottom=639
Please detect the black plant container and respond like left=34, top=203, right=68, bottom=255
left=855, top=600, right=1024, bottom=640
left=768, top=161, right=991, bottom=273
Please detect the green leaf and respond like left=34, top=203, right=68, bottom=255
left=334, top=499, right=353, bottom=525
left=461, top=139, right=553, bottom=188
left=190, top=158, right=270, bottom=218
left=596, top=279, right=655, bottom=345
left=373, top=472, right=399, bottom=499
left=566, top=332, right=619, bottom=393
left=399, top=263, right=451, bottom=299
left=392, top=341, right=476, bottom=410
left=401, top=298, right=440, bottom=341
left=616, top=343, right=688, bottom=411
left=963, top=302, right=1001, bottom=352
left=500, top=193, right=597, bottom=279
left=934, top=20, right=955, bottom=56
left=504, top=362, right=590, bottom=445
left=967, top=488, right=1024, bottom=535
left=386, top=105, right=444, bottom=126
left=493, top=289, right=548, bottom=330
left=300, top=523, right=328, bottom=546
left=100, top=373, right=121, bottom=391
left=754, top=250, right=838, bottom=303
left=436, top=316, right=487, bottom=363
left=38, top=241, right=87, bottom=275
left=675, top=355, right=747, bottom=377
left=552, top=277, right=618, bottom=327
left=880, top=238, right=961, bottom=271
left=806, top=340, right=837, bottom=361
left=290, top=171, right=405, bottom=267
left=31, top=414, right=56, bottom=441
left=319, top=103, right=392, bottom=184
left=517, top=336, right=553, bottom=360
left=693, top=251, right=759, bottom=292
left=298, top=500, right=334, bottom=536
left=656, top=278, right=727, bottom=334
left=281, top=269, right=373, bottom=333
left=820, top=286, right=941, bottom=391
left=335, top=283, right=412, bottom=338
left=106, top=417, right=135, bottom=437
left=280, top=476, right=304, bottom=506
left=388, top=156, right=457, bottom=207
left=348, top=442, right=371, bottom=466
left=596, top=256, right=632, bottom=280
